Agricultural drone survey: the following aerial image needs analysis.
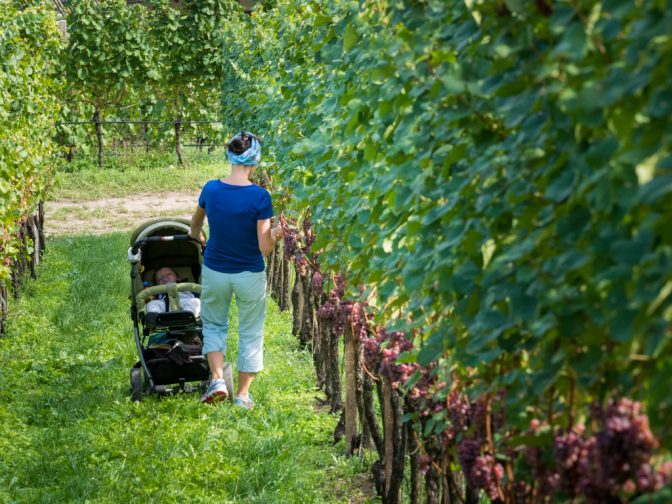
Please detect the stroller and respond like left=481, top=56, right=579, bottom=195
left=127, top=218, right=233, bottom=401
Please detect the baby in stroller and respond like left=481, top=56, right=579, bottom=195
left=127, top=218, right=233, bottom=401
left=146, top=266, right=201, bottom=317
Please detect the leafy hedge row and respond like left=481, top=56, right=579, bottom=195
left=0, top=3, right=61, bottom=322
left=219, top=0, right=672, bottom=498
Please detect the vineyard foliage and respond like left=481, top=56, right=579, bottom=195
left=1, top=0, right=672, bottom=500
left=0, top=3, right=61, bottom=282
left=220, top=0, right=672, bottom=459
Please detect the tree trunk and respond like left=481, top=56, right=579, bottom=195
left=328, top=323, right=343, bottom=413
left=344, top=323, right=359, bottom=456
left=275, top=249, right=284, bottom=303
left=266, top=247, right=275, bottom=291
left=408, top=422, right=421, bottom=504
left=465, top=485, right=479, bottom=504
left=446, top=471, right=461, bottom=504
left=299, top=274, right=313, bottom=348
left=0, top=283, right=7, bottom=336
left=93, top=107, right=103, bottom=168
left=27, top=215, right=39, bottom=278
left=271, top=242, right=283, bottom=302
left=363, top=370, right=383, bottom=458
left=426, top=462, right=441, bottom=504
left=174, top=110, right=184, bottom=166
left=38, top=202, right=45, bottom=259
left=281, top=257, right=291, bottom=311
left=356, top=334, right=369, bottom=451
left=310, top=286, right=322, bottom=382
left=144, top=121, right=149, bottom=153
left=66, top=144, right=76, bottom=162
left=381, top=379, right=405, bottom=504
left=291, top=271, right=303, bottom=336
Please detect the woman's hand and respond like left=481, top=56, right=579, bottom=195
left=271, top=227, right=284, bottom=242
left=188, top=231, right=206, bottom=247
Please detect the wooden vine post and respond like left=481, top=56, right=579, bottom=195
left=291, top=271, right=303, bottom=336
left=344, top=322, right=359, bottom=456
left=280, top=255, right=290, bottom=311
left=381, top=378, right=405, bottom=504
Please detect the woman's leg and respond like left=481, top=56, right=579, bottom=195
left=201, top=266, right=233, bottom=380
left=233, top=271, right=267, bottom=397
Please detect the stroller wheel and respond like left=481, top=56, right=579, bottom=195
left=130, top=367, right=143, bottom=402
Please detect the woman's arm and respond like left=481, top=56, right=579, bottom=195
left=257, top=218, right=283, bottom=255
left=189, top=205, right=206, bottom=246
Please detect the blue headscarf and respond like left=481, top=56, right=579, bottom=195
left=226, top=131, right=261, bottom=166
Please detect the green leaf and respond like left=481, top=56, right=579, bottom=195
left=638, top=175, right=672, bottom=204
left=343, top=25, right=358, bottom=52
left=554, top=22, right=587, bottom=60
left=417, top=330, right=445, bottom=365
left=545, top=168, right=575, bottom=202
left=504, top=0, right=524, bottom=14
left=608, top=310, right=635, bottom=343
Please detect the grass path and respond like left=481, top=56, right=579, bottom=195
left=0, top=233, right=372, bottom=503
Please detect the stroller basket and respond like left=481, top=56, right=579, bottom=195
left=144, top=310, right=197, bottom=332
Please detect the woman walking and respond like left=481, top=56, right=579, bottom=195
left=189, top=131, right=283, bottom=408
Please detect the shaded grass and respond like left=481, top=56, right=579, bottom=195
left=0, top=234, right=375, bottom=503
left=50, top=151, right=232, bottom=201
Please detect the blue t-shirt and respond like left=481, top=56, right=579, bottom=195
left=198, top=180, right=273, bottom=273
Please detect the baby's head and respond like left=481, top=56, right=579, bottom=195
left=154, top=267, right=178, bottom=285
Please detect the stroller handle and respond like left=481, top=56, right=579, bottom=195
left=131, top=234, right=201, bottom=255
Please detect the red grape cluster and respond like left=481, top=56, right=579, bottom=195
left=317, top=298, right=338, bottom=320
left=553, top=429, right=584, bottom=496
left=378, top=329, right=415, bottom=388
left=317, top=280, right=349, bottom=334
left=576, top=398, right=670, bottom=498
left=295, top=255, right=308, bottom=276
left=283, top=228, right=300, bottom=259
left=519, top=398, right=672, bottom=502
left=349, top=301, right=370, bottom=342
left=333, top=273, right=346, bottom=298
left=311, top=270, right=324, bottom=292
left=471, top=454, right=504, bottom=500
left=457, top=438, right=481, bottom=480
left=418, top=454, right=431, bottom=476
left=406, top=366, right=436, bottom=405
left=456, top=437, right=505, bottom=499
left=278, top=214, right=301, bottom=260
left=302, top=216, right=315, bottom=252
left=447, top=390, right=471, bottom=438
left=361, top=329, right=382, bottom=374
left=446, top=390, right=511, bottom=499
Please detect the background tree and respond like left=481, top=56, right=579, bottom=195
left=63, top=0, right=154, bottom=167
left=145, top=0, right=230, bottom=165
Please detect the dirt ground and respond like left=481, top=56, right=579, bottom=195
left=44, top=191, right=200, bottom=236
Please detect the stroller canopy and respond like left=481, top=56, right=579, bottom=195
left=130, top=218, right=204, bottom=286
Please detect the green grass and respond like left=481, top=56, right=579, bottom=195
left=50, top=150, right=231, bottom=201
left=0, top=234, right=376, bottom=503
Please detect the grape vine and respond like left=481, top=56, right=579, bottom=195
left=225, top=0, right=672, bottom=501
